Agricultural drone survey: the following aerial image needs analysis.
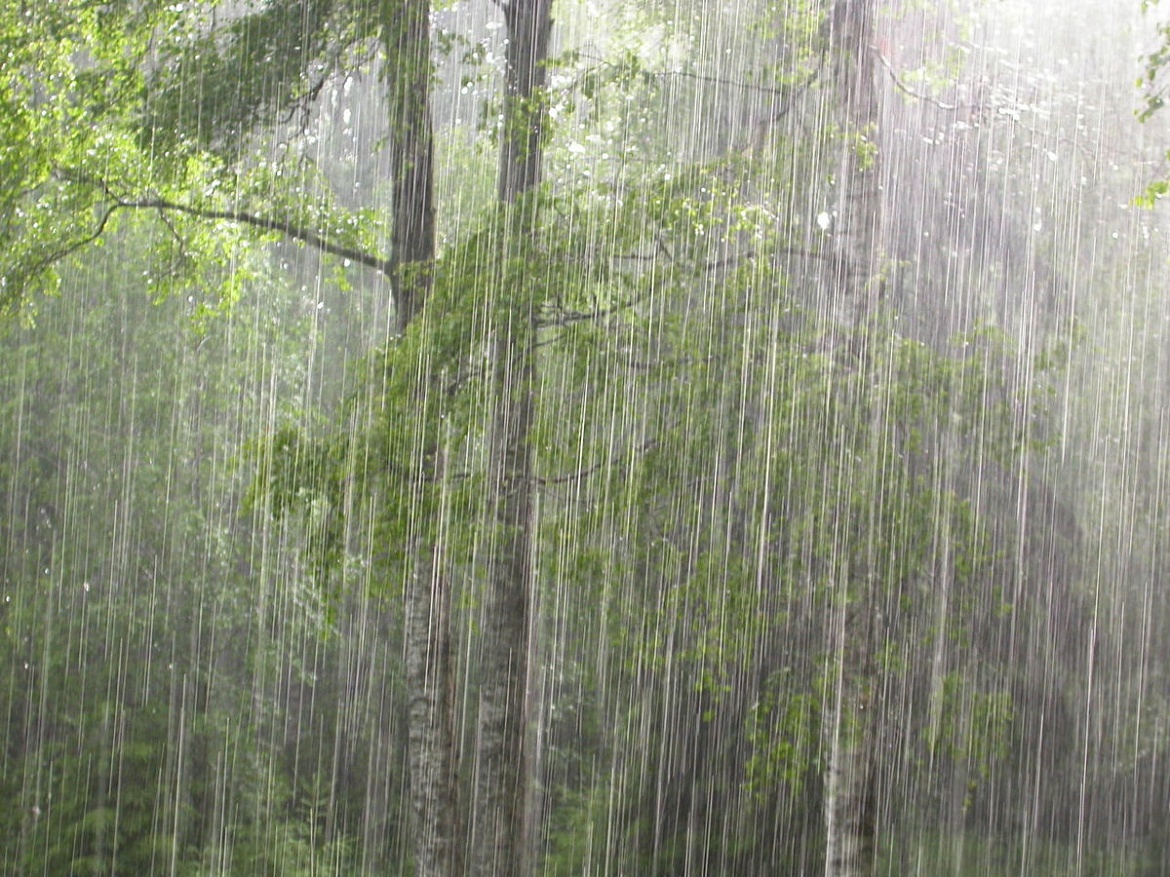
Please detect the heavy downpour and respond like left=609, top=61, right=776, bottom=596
left=3, top=0, right=1170, bottom=874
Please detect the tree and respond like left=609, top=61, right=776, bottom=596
left=469, top=3, right=552, bottom=876
left=0, top=2, right=451, bottom=874
left=0, top=220, right=390, bottom=874
left=821, top=2, right=885, bottom=875
left=6, top=1, right=1135, bottom=874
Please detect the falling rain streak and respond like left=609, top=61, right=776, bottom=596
left=2, top=0, right=1170, bottom=875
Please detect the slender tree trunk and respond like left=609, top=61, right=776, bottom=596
left=470, top=2, right=552, bottom=876
left=823, top=3, right=882, bottom=876
left=824, top=720, right=876, bottom=877
left=383, top=4, right=456, bottom=877
left=404, top=541, right=460, bottom=877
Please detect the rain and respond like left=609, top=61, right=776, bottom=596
left=1, top=0, right=1169, bottom=875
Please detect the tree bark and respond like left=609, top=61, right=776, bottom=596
left=386, top=0, right=437, bottom=332
left=469, top=2, right=552, bottom=876
left=382, top=4, right=456, bottom=877
left=823, top=3, right=882, bottom=876
left=823, top=588, right=878, bottom=877
left=497, top=0, right=553, bottom=205
left=405, top=542, right=460, bottom=877
left=471, top=325, right=536, bottom=877
left=827, top=0, right=883, bottom=329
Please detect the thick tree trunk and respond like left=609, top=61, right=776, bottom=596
left=469, top=2, right=552, bottom=876
left=827, top=0, right=883, bottom=328
left=386, top=0, right=436, bottom=332
left=383, top=4, right=455, bottom=877
left=471, top=330, right=536, bottom=877
left=497, top=0, right=553, bottom=205
left=824, top=3, right=882, bottom=876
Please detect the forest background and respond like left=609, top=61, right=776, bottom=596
left=2, top=0, right=1170, bottom=875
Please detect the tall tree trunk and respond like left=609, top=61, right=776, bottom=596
left=827, top=0, right=883, bottom=329
left=470, top=2, right=552, bottom=876
left=497, top=0, right=553, bottom=205
left=822, top=578, right=878, bottom=877
left=824, top=2, right=882, bottom=876
left=404, top=540, right=460, bottom=877
left=387, top=0, right=437, bottom=333
left=383, top=4, right=456, bottom=877
left=471, top=321, right=536, bottom=877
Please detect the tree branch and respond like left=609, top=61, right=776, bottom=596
left=30, top=170, right=395, bottom=287
left=18, top=203, right=122, bottom=283
left=536, top=438, right=659, bottom=487
left=537, top=289, right=651, bottom=328
left=875, top=51, right=961, bottom=111
left=575, top=50, right=818, bottom=99
left=115, top=196, right=393, bottom=276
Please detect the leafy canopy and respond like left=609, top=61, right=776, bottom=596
left=0, top=0, right=385, bottom=319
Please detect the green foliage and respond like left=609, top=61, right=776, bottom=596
left=146, top=0, right=374, bottom=155
left=746, top=683, right=821, bottom=798
left=541, top=783, right=615, bottom=877
left=925, top=675, right=1014, bottom=803
left=881, top=830, right=1146, bottom=877
left=0, top=1, right=161, bottom=310
left=748, top=0, right=824, bottom=86
left=0, top=0, right=390, bottom=322
left=247, top=423, right=352, bottom=588
left=258, top=203, right=562, bottom=593
left=519, top=118, right=1067, bottom=866
left=1141, top=0, right=1170, bottom=121
left=0, top=225, right=382, bottom=876
left=0, top=0, right=1116, bottom=871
